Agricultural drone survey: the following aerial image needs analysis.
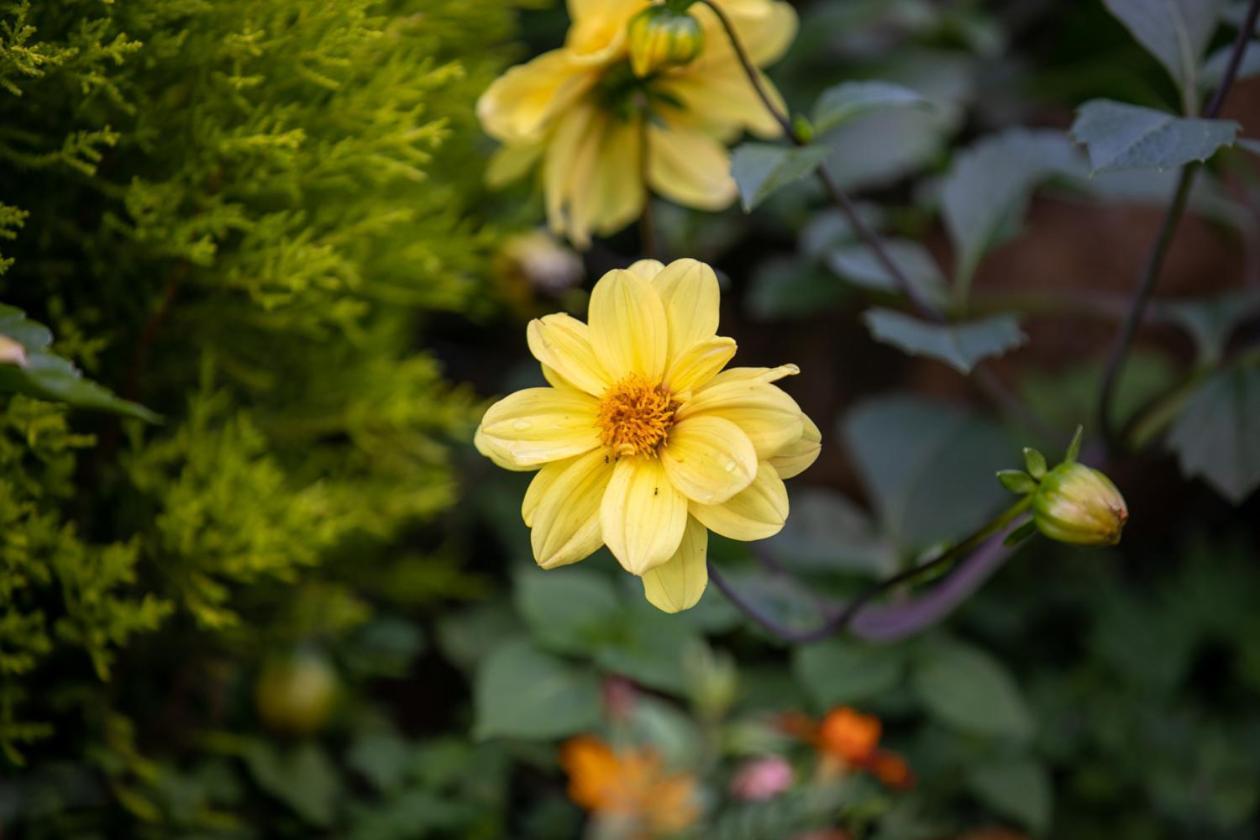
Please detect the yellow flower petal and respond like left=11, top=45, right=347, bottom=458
left=588, top=268, right=669, bottom=382
left=478, top=50, right=593, bottom=144
left=486, top=141, right=543, bottom=188
left=523, top=457, right=570, bottom=527
left=659, top=63, right=785, bottom=140
left=666, top=336, right=737, bottom=394
left=601, top=457, right=688, bottom=574
left=565, top=0, right=648, bottom=63
left=690, top=461, right=788, bottom=540
left=544, top=105, right=604, bottom=248
left=474, top=426, right=535, bottom=473
left=477, top=387, right=601, bottom=467
left=648, top=125, right=737, bottom=211
left=588, top=116, right=646, bottom=239
left=661, top=414, right=757, bottom=504
left=642, top=516, right=709, bottom=613
left=694, top=0, right=798, bottom=67
left=769, top=413, right=821, bottom=479
left=678, top=376, right=803, bottom=459
left=532, top=449, right=614, bottom=569
left=528, top=314, right=613, bottom=397
left=627, top=259, right=665, bottom=280
left=706, top=364, right=800, bottom=385
left=652, top=258, right=721, bottom=358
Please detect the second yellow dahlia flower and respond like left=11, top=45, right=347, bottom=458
left=478, top=0, right=798, bottom=248
left=475, top=259, right=820, bottom=613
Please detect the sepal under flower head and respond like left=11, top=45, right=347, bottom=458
left=627, top=5, right=705, bottom=78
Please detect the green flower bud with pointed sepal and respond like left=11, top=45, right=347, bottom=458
left=1032, top=461, right=1128, bottom=546
left=627, top=5, right=705, bottom=78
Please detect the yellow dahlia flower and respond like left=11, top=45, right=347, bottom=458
left=478, top=0, right=798, bottom=248
left=475, top=259, right=820, bottom=613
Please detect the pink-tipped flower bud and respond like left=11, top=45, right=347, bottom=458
left=1032, top=462, right=1128, bottom=547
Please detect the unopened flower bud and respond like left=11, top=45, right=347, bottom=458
left=1032, top=462, right=1128, bottom=546
left=627, top=6, right=704, bottom=78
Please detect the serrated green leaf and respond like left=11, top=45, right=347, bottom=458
left=1103, top=0, right=1224, bottom=94
left=474, top=640, right=600, bottom=739
left=826, top=239, right=948, bottom=309
left=812, top=80, right=930, bottom=134
left=864, top=309, right=1026, bottom=374
left=244, top=741, right=341, bottom=827
left=731, top=143, right=831, bottom=211
left=1166, top=364, right=1260, bottom=503
left=1155, top=290, right=1260, bottom=364
left=793, top=638, right=906, bottom=708
left=997, top=470, right=1037, bottom=495
left=1071, top=100, right=1238, bottom=174
left=941, top=130, right=1082, bottom=287
left=967, top=758, right=1052, bottom=833
left=912, top=639, right=1034, bottom=741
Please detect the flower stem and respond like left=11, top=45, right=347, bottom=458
left=1097, top=0, right=1260, bottom=449
left=707, top=497, right=1033, bottom=644
left=700, top=0, right=1051, bottom=437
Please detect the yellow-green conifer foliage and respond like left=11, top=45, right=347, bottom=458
left=0, top=0, right=528, bottom=829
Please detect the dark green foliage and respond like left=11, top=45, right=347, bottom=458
left=0, top=0, right=528, bottom=830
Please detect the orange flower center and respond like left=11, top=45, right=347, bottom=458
left=597, top=374, right=678, bottom=457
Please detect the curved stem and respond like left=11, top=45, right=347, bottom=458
left=699, top=0, right=1052, bottom=439
left=708, top=497, right=1032, bottom=644
left=1097, top=0, right=1260, bottom=449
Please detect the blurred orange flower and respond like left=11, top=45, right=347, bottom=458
left=561, top=735, right=700, bottom=838
left=781, top=706, right=916, bottom=791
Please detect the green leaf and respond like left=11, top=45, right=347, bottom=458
left=864, top=309, right=1026, bottom=374
left=996, top=470, right=1036, bottom=495
left=912, top=639, right=1034, bottom=741
left=844, top=395, right=1014, bottom=547
left=768, top=488, right=897, bottom=577
left=1071, top=100, right=1238, bottom=174
left=594, top=604, right=701, bottom=693
left=1102, top=0, right=1224, bottom=94
left=967, top=757, right=1052, bottom=833
left=244, top=741, right=341, bottom=827
left=1023, top=448, right=1047, bottom=479
left=794, top=638, right=905, bottom=708
left=474, top=640, right=601, bottom=739
left=826, top=239, right=948, bottom=309
left=941, top=129, right=1082, bottom=286
left=1064, top=425, right=1084, bottom=464
left=1003, top=520, right=1039, bottom=546
left=0, top=305, right=159, bottom=422
left=1166, top=364, right=1260, bottom=504
left=747, top=255, right=847, bottom=320
left=514, top=567, right=621, bottom=656
left=731, top=143, right=831, bottom=211
left=1155, top=290, right=1260, bottom=364
left=1201, top=41, right=1260, bottom=88
left=812, top=81, right=930, bottom=134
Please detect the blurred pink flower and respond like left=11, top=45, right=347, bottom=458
left=729, top=755, right=794, bottom=801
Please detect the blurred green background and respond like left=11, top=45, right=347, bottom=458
left=1, top=1, right=1259, bottom=837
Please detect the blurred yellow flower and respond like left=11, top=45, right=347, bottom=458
left=561, top=735, right=700, bottom=838
left=475, top=258, right=819, bottom=612
left=478, top=0, right=798, bottom=248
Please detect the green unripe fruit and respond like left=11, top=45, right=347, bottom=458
left=255, top=650, right=340, bottom=736
left=627, top=6, right=705, bottom=78
left=1032, top=462, right=1128, bottom=547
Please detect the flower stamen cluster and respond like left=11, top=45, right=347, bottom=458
left=598, top=374, right=679, bottom=457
